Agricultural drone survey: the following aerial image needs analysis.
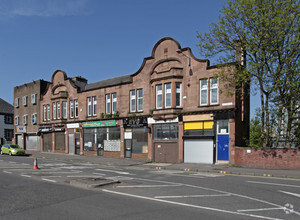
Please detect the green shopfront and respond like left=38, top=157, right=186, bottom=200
left=83, top=120, right=120, bottom=157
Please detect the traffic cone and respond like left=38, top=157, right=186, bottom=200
left=33, top=157, right=39, bottom=169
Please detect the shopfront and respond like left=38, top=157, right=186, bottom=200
left=148, top=118, right=179, bottom=163
left=83, top=120, right=120, bottom=157
left=183, top=114, right=215, bottom=164
left=66, top=123, right=81, bottom=155
left=123, top=117, right=148, bottom=159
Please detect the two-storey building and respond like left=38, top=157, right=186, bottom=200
left=0, top=98, right=14, bottom=145
left=14, top=80, right=49, bottom=150
left=38, top=37, right=249, bottom=164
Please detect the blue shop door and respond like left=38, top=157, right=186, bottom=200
left=217, top=135, right=229, bottom=161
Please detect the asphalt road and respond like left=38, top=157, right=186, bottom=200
left=0, top=155, right=299, bottom=220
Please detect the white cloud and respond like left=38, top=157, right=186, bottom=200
left=0, top=0, right=90, bottom=18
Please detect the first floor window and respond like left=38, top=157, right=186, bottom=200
left=31, top=94, right=37, bottom=104
left=92, top=96, right=97, bottom=116
left=112, top=93, right=117, bottom=113
left=137, top=89, right=143, bottom=111
left=156, top=85, right=162, bottom=109
left=23, top=115, right=28, bottom=125
left=87, top=97, right=92, bottom=116
left=15, top=98, right=19, bottom=108
left=62, top=101, right=67, bottom=119
left=75, top=99, right=79, bottom=118
left=43, top=105, right=47, bottom=121
left=22, top=96, right=27, bottom=106
left=70, top=100, right=74, bottom=118
left=200, top=79, right=208, bottom=105
left=57, top=102, right=61, bottom=119
left=210, top=78, right=219, bottom=104
left=31, top=113, right=37, bottom=124
left=106, top=94, right=111, bottom=114
left=47, top=104, right=50, bottom=120
left=15, top=116, right=19, bottom=125
left=175, top=83, right=182, bottom=107
left=53, top=102, right=56, bottom=119
left=130, top=90, right=135, bottom=112
left=165, top=83, right=171, bottom=108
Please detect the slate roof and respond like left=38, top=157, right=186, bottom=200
left=0, top=98, right=14, bottom=114
left=84, top=74, right=132, bottom=91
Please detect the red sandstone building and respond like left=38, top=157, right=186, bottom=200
left=27, top=37, right=249, bottom=164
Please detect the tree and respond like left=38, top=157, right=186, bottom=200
left=197, top=0, right=300, bottom=148
left=249, top=109, right=263, bottom=147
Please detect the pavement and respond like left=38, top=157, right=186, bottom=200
left=26, top=151, right=300, bottom=180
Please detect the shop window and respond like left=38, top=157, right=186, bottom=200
left=156, top=84, right=162, bottom=109
left=210, top=78, right=219, bottom=105
left=137, top=89, right=143, bottom=112
left=153, top=123, right=178, bottom=140
left=62, top=102, right=67, bottom=119
left=132, top=127, right=148, bottom=153
left=55, top=132, right=65, bottom=151
left=200, top=79, right=208, bottom=105
left=217, top=120, right=229, bottom=134
left=83, top=127, right=120, bottom=152
left=184, top=121, right=214, bottom=136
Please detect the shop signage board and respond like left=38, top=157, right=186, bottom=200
left=83, top=120, right=116, bottom=128
left=16, top=126, right=26, bottom=133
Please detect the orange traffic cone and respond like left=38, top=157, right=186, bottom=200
left=33, top=157, right=39, bottom=169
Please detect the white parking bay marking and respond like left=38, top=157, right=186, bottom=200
left=42, top=178, right=57, bottom=183
left=279, top=190, right=300, bottom=198
left=103, top=189, right=281, bottom=220
left=9, top=161, right=16, bottom=164
left=21, top=174, right=31, bottom=178
left=3, top=171, right=12, bottom=174
left=117, top=184, right=182, bottom=188
left=155, top=193, right=231, bottom=199
left=95, top=168, right=134, bottom=175
left=247, top=181, right=300, bottom=188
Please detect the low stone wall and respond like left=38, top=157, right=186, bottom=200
left=234, top=147, right=300, bottom=170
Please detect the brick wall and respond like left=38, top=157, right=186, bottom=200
left=234, top=147, right=300, bottom=169
left=132, top=153, right=148, bottom=160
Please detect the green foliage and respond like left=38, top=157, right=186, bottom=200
left=249, top=109, right=263, bottom=147
left=197, top=0, right=300, bottom=148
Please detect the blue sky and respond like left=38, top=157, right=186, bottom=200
left=0, top=0, right=259, bottom=117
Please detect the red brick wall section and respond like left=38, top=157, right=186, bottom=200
left=234, top=147, right=300, bottom=169
left=103, top=151, right=121, bottom=158
left=132, top=153, right=148, bottom=160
